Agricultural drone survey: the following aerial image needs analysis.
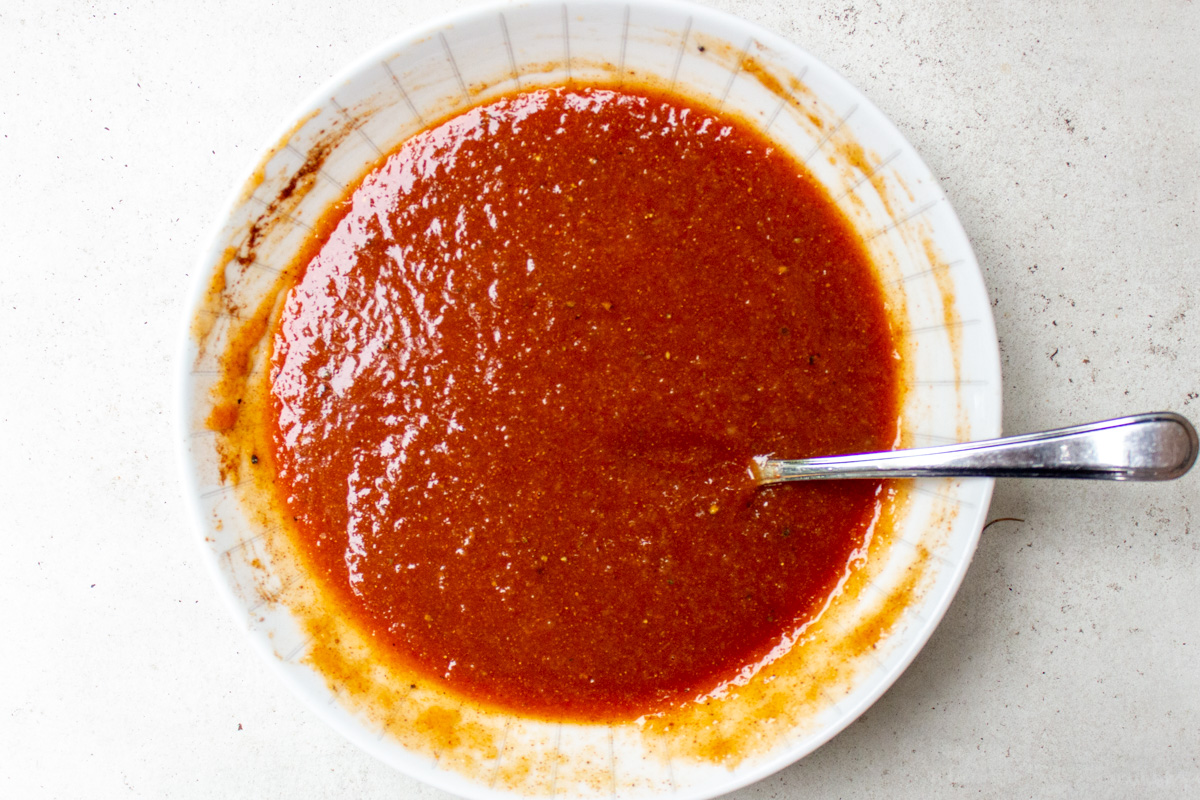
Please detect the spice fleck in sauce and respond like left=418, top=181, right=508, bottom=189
left=270, top=87, right=899, bottom=720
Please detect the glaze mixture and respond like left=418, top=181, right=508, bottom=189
left=270, top=87, right=900, bottom=719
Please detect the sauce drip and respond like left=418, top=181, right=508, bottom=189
left=270, top=87, right=899, bottom=720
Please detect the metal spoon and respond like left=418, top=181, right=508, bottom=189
left=754, top=412, right=1198, bottom=485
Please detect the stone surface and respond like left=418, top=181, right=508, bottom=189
left=1, top=0, right=1197, bottom=797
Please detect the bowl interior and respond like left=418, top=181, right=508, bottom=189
left=179, top=2, right=1001, bottom=798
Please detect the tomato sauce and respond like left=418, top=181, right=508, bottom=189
left=269, top=87, right=900, bottom=720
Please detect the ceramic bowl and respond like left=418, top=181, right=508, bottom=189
left=178, top=1, right=1001, bottom=797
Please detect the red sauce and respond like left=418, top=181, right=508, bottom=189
left=270, top=87, right=899, bottom=720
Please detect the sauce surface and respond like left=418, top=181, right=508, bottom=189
left=270, top=87, right=899, bottom=720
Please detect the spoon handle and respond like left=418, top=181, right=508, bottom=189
left=756, top=412, right=1198, bottom=484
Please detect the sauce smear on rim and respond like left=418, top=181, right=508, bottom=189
left=270, top=86, right=900, bottom=720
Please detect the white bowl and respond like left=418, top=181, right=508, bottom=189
left=177, top=1, right=1001, bottom=797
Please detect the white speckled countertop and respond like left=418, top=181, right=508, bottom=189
left=2, top=1, right=1197, bottom=797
